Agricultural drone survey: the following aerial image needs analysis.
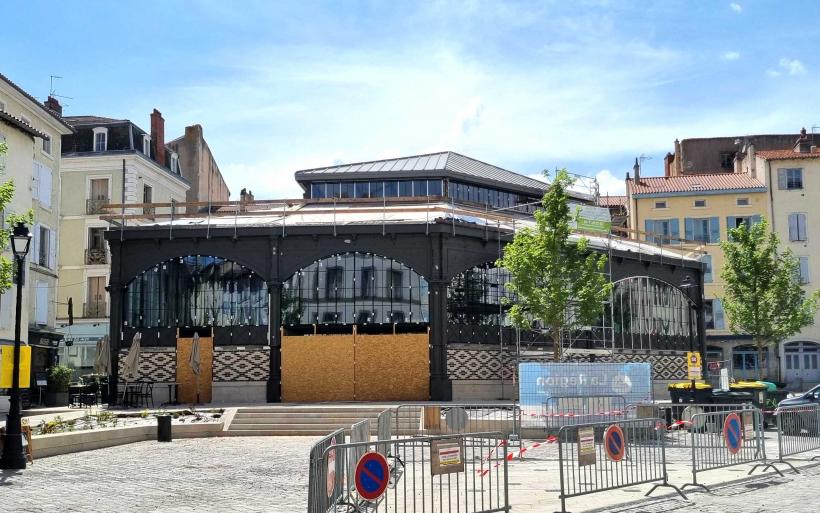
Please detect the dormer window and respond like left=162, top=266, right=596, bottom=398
left=170, top=152, right=179, bottom=174
left=142, top=134, right=151, bottom=157
left=92, top=127, right=108, bottom=152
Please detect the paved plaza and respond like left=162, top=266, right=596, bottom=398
left=0, top=433, right=817, bottom=512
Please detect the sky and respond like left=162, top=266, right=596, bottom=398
left=3, top=0, right=820, bottom=198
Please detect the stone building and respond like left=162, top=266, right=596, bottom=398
left=167, top=124, right=230, bottom=203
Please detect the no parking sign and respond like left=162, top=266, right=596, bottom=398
left=723, top=412, right=743, bottom=455
left=604, top=424, right=626, bottom=462
left=355, top=452, right=389, bottom=501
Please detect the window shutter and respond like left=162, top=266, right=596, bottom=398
left=778, top=169, right=787, bottom=190
left=669, top=218, right=680, bottom=242
left=39, top=165, right=52, bottom=207
left=713, top=299, right=725, bottom=330
left=789, top=214, right=798, bottom=241
left=684, top=218, right=694, bottom=240
left=709, top=217, right=720, bottom=243
left=35, top=282, right=47, bottom=325
left=48, top=228, right=56, bottom=269
left=800, top=257, right=810, bottom=283
left=751, top=215, right=761, bottom=225
left=31, top=223, right=40, bottom=264
left=644, top=219, right=654, bottom=241
left=32, top=162, right=40, bottom=199
left=702, top=255, right=713, bottom=283
left=726, top=216, right=736, bottom=231
left=799, top=213, right=808, bottom=240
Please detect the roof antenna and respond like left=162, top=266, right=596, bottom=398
left=49, top=75, right=73, bottom=101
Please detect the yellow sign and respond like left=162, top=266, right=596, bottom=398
left=1, top=345, right=31, bottom=388
left=686, top=351, right=702, bottom=380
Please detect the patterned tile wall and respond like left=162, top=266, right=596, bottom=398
left=447, top=346, right=687, bottom=381
left=213, top=349, right=270, bottom=381
left=118, top=350, right=176, bottom=382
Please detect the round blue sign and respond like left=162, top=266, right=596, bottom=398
left=355, top=452, right=389, bottom=501
left=723, top=412, right=743, bottom=454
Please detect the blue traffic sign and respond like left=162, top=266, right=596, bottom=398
left=723, top=413, right=743, bottom=454
left=355, top=451, right=389, bottom=501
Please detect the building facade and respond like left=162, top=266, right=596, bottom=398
left=167, top=124, right=230, bottom=203
left=0, top=74, right=74, bottom=395
left=105, top=153, right=705, bottom=404
left=626, top=168, right=769, bottom=384
left=56, top=110, right=189, bottom=375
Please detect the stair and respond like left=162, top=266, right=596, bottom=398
left=224, top=405, right=422, bottom=437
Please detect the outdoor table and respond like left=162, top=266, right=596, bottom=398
left=69, top=384, right=92, bottom=408
left=163, top=383, right=180, bottom=406
left=122, top=383, right=143, bottom=408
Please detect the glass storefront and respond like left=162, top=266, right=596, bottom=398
left=123, top=255, right=268, bottom=328
left=447, top=265, right=515, bottom=325
left=281, top=252, right=429, bottom=325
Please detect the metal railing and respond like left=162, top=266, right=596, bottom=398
left=771, top=404, right=820, bottom=473
left=555, top=418, right=684, bottom=513
left=85, top=248, right=108, bottom=265
left=86, top=198, right=110, bottom=215
left=346, top=419, right=371, bottom=490
left=307, top=428, right=345, bottom=513
left=83, top=301, right=108, bottom=318
left=394, top=403, right=521, bottom=446
left=319, top=432, right=510, bottom=513
left=543, top=395, right=627, bottom=429
left=683, top=408, right=781, bottom=492
left=658, top=402, right=754, bottom=447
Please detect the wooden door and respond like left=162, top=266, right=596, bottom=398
left=176, top=336, right=213, bottom=403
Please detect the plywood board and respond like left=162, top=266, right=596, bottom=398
left=354, top=334, right=429, bottom=401
left=176, top=337, right=213, bottom=404
left=281, top=335, right=355, bottom=402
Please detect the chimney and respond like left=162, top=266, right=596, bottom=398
left=664, top=152, right=674, bottom=177
left=150, top=108, right=166, bottom=166
left=673, top=139, right=682, bottom=176
left=43, top=96, right=62, bottom=116
left=633, top=158, right=640, bottom=182
left=795, top=127, right=811, bottom=153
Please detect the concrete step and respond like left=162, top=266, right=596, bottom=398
left=230, top=417, right=419, bottom=426
left=225, top=406, right=422, bottom=436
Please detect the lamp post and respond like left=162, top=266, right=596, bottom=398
left=0, top=222, right=32, bottom=470
left=681, top=275, right=702, bottom=403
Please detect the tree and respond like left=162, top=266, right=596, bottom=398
left=497, top=169, right=611, bottom=360
left=0, top=142, right=33, bottom=292
left=720, top=218, right=820, bottom=379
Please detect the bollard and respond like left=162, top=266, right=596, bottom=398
left=157, top=415, right=172, bottom=442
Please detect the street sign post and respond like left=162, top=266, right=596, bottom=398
left=686, top=352, right=702, bottom=380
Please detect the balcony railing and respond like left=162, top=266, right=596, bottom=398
left=83, top=301, right=108, bottom=318
left=86, top=198, right=110, bottom=215
left=85, top=248, right=108, bottom=265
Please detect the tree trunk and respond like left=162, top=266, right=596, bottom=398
left=552, top=329, right=561, bottom=361
left=756, top=338, right=765, bottom=381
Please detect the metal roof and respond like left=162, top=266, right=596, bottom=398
left=63, top=115, right=130, bottom=126
left=294, top=151, right=553, bottom=196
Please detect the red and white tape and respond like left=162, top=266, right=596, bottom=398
left=476, top=436, right=558, bottom=477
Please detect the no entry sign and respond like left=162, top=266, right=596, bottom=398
left=355, top=451, right=389, bottom=501
left=723, top=412, right=743, bottom=454
left=604, top=424, right=626, bottom=462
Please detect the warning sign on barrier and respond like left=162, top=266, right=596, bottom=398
left=355, top=452, right=389, bottom=501
left=326, top=438, right=336, bottom=498
left=578, top=426, right=596, bottom=466
left=742, top=411, right=755, bottom=441
left=604, top=424, right=626, bottom=462
left=431, top=439, right=464, bottom=475
left=723, top=412, right=743, bottom=454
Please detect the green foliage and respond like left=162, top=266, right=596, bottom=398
left=720, top=218, right=820, bottom=378
left=497, top=169, right=611, bottom=359
left=0, top=143, right=33, bottom=294
left=47, top=364, right=74, bottom=392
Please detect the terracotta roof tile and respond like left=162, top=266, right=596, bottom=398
left=628, top=173, right=765, bottom=196
left=598, top=195, right=627, bottom=207
left=755, top=149, right=820, bottom=160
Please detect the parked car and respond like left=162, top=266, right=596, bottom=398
left=776, top=384, right=820, bottom=435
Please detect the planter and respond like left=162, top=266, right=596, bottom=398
left=45, top=391, right=69, bottom=407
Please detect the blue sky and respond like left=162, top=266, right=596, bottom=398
left=4, top=1, right=819, bottom=198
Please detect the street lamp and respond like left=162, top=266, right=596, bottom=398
left=680, top=275, right=702, bottom=402
left=1, top=222, right=31, bottom=470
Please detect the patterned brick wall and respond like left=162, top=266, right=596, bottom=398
left=118, top=350, right=176, bottom=382
left=447, top=345, right=687, bottom=381
left=213, top=348, right=270, bottom=381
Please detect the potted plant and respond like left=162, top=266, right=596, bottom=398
left=46, top=364, right=73, bottom=407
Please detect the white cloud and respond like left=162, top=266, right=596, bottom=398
left=729, top=2, right=742, bottom=13
left=765, top=69, right=781, bottom=78
left=723, top=51, right=740, bottom=61
left=595, top=169, right=626, bottom=196
left=779, top=57, right=806, bottom=75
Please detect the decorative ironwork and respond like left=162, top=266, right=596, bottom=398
left=85, top=248, right=108, bottom=265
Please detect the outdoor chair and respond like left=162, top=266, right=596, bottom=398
left=139, top=382, right=154, bottom=408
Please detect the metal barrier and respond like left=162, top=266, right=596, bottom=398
left=376, top=409, right=392, bottom=457
left=307, top=428, right=345, bottom=513
left=320, top=432, right=510, bottom=513
left=771, top=404, right=820, bottom=473
left=555, top=418, right=684, bottom=513
left=658, top=402, right=753, bottom=447
left=683, top=408, right=781, bottom=491
left=394, top=403, right=521, bottom=445
left=347, top=419, right=371, bottom=489
left=543, top=395, right=627, bottom=429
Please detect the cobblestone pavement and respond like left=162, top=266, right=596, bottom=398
left=0, top=437, right=317, bottom=513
